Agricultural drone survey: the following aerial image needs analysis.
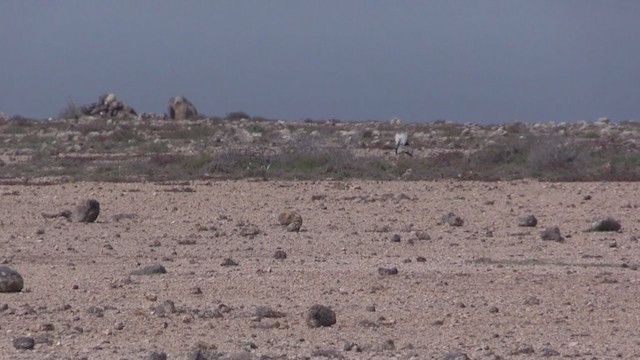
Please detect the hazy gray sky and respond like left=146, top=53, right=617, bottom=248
left=1, top=1, right=639, bottom=123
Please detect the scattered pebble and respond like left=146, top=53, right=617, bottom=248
left=306, top=304, right=336, bottom=328
left=442, top=212, right=464, bottom=227
left=13, top=336, right=35, bottom=350
left=130, top=264, right=167, bottom=275
left=441, top=352, right=470, bottom=360
left=378, top=267, right=399, bottom=276
left=540, top=227, right=564, bottom=242
left=253, top=306, right=286, bottom=319
left=0, top=266, right=23, bottom=293
left=518, top=214, right=538, bottom=227
left=221, top=258, right=238, bottom=267
left=589, top=217, right=621, bottom=232
left=148, top=351, right=167, bottom=360
left=273, top=250, right=287, bottom=260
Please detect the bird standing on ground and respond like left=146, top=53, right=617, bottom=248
left=395, top=132, right=413, bottom=156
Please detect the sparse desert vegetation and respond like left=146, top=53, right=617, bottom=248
left=1, top=103, right=640, bottom=183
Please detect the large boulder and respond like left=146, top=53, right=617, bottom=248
left=168, top=96, right=198, bottom=120
left=80, top=93, right=137, bottom=119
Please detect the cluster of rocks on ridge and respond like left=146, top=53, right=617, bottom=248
left=69, top=93, right=200, bottom=120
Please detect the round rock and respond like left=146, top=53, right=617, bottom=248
left=518, top=214, right=538, bottom=227
left=306, top=304, right=336, bottom=328
left=0, top=266, right=24, bottom=293
left=13, top=336, right=35, bottom=350
left=73, top=199, right=100, bottom=223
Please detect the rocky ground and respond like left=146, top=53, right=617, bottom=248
left=1, top=179, right=639, bottom=359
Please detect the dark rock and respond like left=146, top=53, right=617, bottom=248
left=239, top=225, right=260, bottom=237
left=510, top=345, right=535, bottom=355
left=273, top=250, right=287, bottom=259
left=442, top=212, right=464, bottom=226
left=416, top=256, right=427, bottom=262
left=0, top=266, right=23, bottom=293
left=540, top=227, right=563, bottom=242
left=148, top=351, right=168, bottom=360
left=488, top=306, right=499, bottom=313
left=254, top=306, right=286, bottom=319
left=390, top=234, right=401, bottom=242
left=278, top=212, right=303, bottom=233
left=13, top=336, right=35, bottom=350
left=306, top=304, right=336, bottom=328
left=221, top=258, right=238, bottom=267
left=442, top=352, right=470, bottom=360
left=154, top=300, right=176, bottom=317
left=73, top=199, right=100, bottom=223
left=541, top=347, right=560, bottom=357
left=130, top=264, right=167, bottom=275
left=589, top=217, right=621, bottom=232
left=311, top=349, right=343, bottom=359
left=378, top=267, right=399, bottom=276
left=379, top=339, right=395, bottom=351
left=86, top=306, right=104, bottom=317
left=168, top=96, right=198, bottom=120
left=286, top=222, right=301, bottom=233
left=518, top=214, right=538, bottom=227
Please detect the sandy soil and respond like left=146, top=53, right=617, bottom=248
left=1, top=180, right=639, bottom=359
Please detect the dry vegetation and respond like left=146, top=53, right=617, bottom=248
left=1, top=112, right=640, bottom=183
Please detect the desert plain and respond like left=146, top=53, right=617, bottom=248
left=1, top=178, right=640, bottom=359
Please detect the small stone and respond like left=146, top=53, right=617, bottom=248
left=39, top=323, right=54, bottom=331
left=442, top=212, right=464, bottom=226
left=0, top=266, right=23, bottom=292
left=273, top=250, right=287, bottom=260
left=306, top=304, right=336, bottom=328
left=286, top=222, right=301, bottom=232
left=510, top=345, right=535, bottom=355
left=390, top=234, right=401, bottom=242
left=541, top=347, right=560, bottom=357
left=148, top=351, right=167, bottom=360
left=277, top=211, right=303, bottom=226
left=221, top=258, right=238, bottom=267
left=87, top=306, right=104, bottom=317
left=488, top=306, right=499, bottom=313
left=518, top=214, right=538, bottom=227
left=240, top=225, right=260, bottom=237
left=114, top=322, right=125, bottom=330
left=131, top=264, right=167, bottom=275
left=416, top=256, right=427, bottom=262
left=191, top=287, right=203, bottom=295
left=73, top=199, right=100, bottom=223
left=13, top=336, right=35, bottom=350
left=365, top=305, right=376, bottom=312
left=378, top=267, right=399, bottom=276
left=540, top=227, right=563, bottom=242
left=154, top=300, right=176, bottom=317
left=442, top=352, right=470, bottom=360
left=589, top=217, right=621, bottom=232
left=254, top=306, right=286, bottom=319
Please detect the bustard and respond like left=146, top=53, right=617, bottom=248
left=394, top=132, right=413, bottom=156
